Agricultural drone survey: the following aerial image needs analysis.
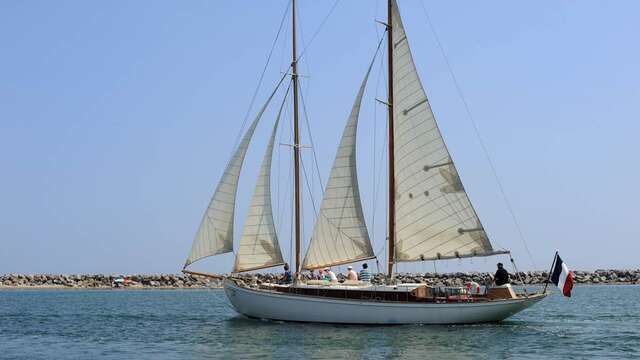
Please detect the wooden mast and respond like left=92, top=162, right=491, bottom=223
left=387, top=0, right=396, bottom=277
left=292, top=0, right=302, bottom=278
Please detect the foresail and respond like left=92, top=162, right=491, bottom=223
left=302, top=61, right=375, bottom=270
left=234, top=102, right=285, bottom=273
left=185, top=77, right=285, bottom=268
left=391, top=1, right=504, bottom=262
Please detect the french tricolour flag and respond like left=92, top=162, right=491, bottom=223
left=550, top=254, right=574, bottom=297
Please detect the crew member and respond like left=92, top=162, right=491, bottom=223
left=494, top=262, right=510, bottom=286
left=281, top=263, right=293, bottom=284
left=346, top=265, right=358, bottom=281
left=359, top=263, right=372, bottom=283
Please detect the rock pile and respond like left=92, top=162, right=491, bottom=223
left=1, top=270, right=639, bottom=289
left=389, top=269, right=640, bottom=286
left=0, top=274, right=222, bottom=289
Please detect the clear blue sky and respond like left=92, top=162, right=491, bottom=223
left=1, top=1, right=638, bottom=274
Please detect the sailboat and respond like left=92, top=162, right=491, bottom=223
left=182, top=0, right=547, bottom=324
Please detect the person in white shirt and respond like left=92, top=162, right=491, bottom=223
left=324, top=267, right=338, bottom=282
left=346, top=265, right=358, bottom=281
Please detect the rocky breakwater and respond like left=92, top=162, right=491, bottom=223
left=388, top=269, right=640, bottom=286
left=1, top=270, right=639, bottom=289
left=0, top=274, right=223, bottom=289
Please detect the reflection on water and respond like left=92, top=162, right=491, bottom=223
left=0, top=286, right=639, bottom=359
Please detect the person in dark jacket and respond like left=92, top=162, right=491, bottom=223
left=494, top=263, right=510, bottom=286
left=281, top=263, right=293, bottom=284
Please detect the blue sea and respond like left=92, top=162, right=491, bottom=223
left=0, top=285, right=638, bottom=359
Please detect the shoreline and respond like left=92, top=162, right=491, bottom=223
left=2, top=270, right=639, bottom=289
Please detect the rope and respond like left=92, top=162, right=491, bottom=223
left=297, top=35, right=387, bottom=264
left=275, top=87, right=290, bottom=237
left=231, top=1, right=291, bottom=154
left=419, top=1, right=537, bottom=269
left=298, top=91, right=325, bottom=194
left=370, top=29, right=387, bottom=261
left=300, top=155, right=319, bottom=218
left=297, top=0, right=342, bottom=62
left=509, top=254, right=529, bottom=297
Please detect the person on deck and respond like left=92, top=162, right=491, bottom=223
left=309, top=269, right=321, bottom=280
left=325, top=267, right=338, bottom=283
left=346, top=266, right=358, bottom=281
left=494, top=263, right=510, bottom=286
left=281, top=263, right=293, bottom=284
left=359, top=263, right=372, bottom=283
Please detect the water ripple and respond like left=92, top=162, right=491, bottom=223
left=0, top=286, right=639, bottom=359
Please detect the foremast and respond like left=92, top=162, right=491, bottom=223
left=291, top=0, right=302, bottom=279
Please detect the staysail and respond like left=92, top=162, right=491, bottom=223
left=390, top=0, right=507, bottom=262
left=234, top=97, right=287, bottom=272
left=302, top=60, right=376, bottom=270
left=185, top=77, right=286, bottom=268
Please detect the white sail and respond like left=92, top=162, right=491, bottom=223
left=391, top=0, right=506, bottom=262
left=185, top=78, right=285, bottom=267
left=234, top=104, right=285, bottom=272
left=302, top=61, right=375, bottom=270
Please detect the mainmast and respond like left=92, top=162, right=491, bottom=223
left=387, top=0, right=396, bottom=277
left=292, top=0, right=302, bottom=278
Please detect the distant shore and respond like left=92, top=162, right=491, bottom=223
left=1, top=270, right=639, bottom=289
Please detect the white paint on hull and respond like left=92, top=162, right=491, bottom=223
left=223, top=280, right=547, bottom=325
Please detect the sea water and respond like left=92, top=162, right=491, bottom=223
left=0, top=285, right=638, bottom=359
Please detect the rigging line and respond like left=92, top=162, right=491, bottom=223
left=371, top=37, right=387, bottom=241
left=373, top=40, right=389, bottom=262
left=271, top=81, right=294, bottom=237
left=298, top=89, right=325, bottom=196
left=372, top=113, right=388, bottom=257
left=276, top=132, right=293, bottom=244
left=300, top=156, right=319, bottom=218
left=278, top=77, right=294, bottom=266
left=300, top=157, right=305, bottom=261
left=297, top=0, right=341, bottom=62
left=295, top=0, right=312, bottom=101
left=232, top=0, right=292, bottom=153
left=275, top=87, right=290, bottom=235
left=289, top=163, right=294, bottom=267
left=278, top=3, right=291, bottom=74
left=374, top=244, right=386, bottom=259
left=419, top=1, right=537, bottom=269
left=373, top=0, right=381, bottom=41
left=371, top=8, right=383, bottom=246
left=383, top=148, right=389, bottom=271
left=299, top=32, right=388, bottom=201
left=295, top=7, right=316, bottom=198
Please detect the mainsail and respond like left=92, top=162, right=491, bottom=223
left=185, top=77, right=285, bottom=267
left=390, top=0, right=506, bottom=262
left=234, top=98, right=286, bottom=273
left=302, top=60, right=376, bottom=270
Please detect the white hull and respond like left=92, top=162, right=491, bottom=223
left=224, top=280, right=547, bottom=325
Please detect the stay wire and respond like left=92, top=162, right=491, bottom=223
left=298, top=90, right=325, bottom=195
left=297, top=0, right=341, bottom=62
left=232, top=0, right=292, bottom=153
left=419, top=1, right=537, bottom=269
left=509, top=254, right=529, bottom=297
left=298, top=31, right=386, bottom=204
left=300, top=155, right=319, bottom=218
left=275, top=84, right=293, bottom=239
left=371, top=34, right=387, bottom=257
